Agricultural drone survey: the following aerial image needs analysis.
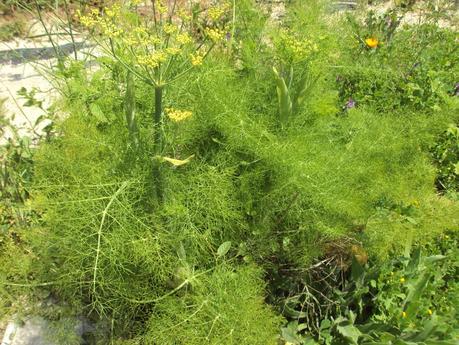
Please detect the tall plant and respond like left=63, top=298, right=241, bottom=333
left=271, top=28, right=319, bottom=128
left=78, top=0, right=230, bottom=201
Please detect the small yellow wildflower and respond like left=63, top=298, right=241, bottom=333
left=428, top=309, right=433, bottom=315
left=400, top=277, right=405, bottom=283
left=445, top=235, right=450, bottom=239
left=365, top=37, right=379, bottom=48
left=166, top=108, right=193, bottom=122
left=176, top=33, right=192, bottom=45
left=205, top=27, right=225, bottom=42
left=190, top=53, right=203, bottom=66
left=402, top=311, right=407, bottom=318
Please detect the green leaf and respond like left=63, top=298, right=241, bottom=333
left=454, top=162, right=459, bottom=175
left=408, top=315, right=438, bottom=342
left=405, top=271, right=431, bottom=315
left=217, top=241, right=231, bottom=257
left=177, top=242, right=186, bottom=262
left=283, top=304, right=308, bottom=318
left=89, top=103, right=108, bottom=124
left=336, top=323, right=362, bottom=345
left=273, top=66, right=292, bottom=126
left=424, top=255, right=446, bottom=264
left=159, top=154, right=195, bottom=167
left=351, top=256, right=365, bottom=283
left=406, top=247, right=421, bottom=273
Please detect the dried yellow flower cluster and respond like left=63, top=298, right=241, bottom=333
left=166, top=108, right=193, bottom=122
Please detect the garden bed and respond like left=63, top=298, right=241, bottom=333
left=1, top=1, right=458, bottom=344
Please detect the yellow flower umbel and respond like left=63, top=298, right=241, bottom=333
left=77, top=9, right=99, bottom=28
left=205, top=27, right=225, bottom=42
left=276, top=29, right=319, bottom=63
left=190, top=53, right=204, bottom=66
left=164, top=23, right=178, bottom=35
left=208, top=6, right=225, bottom=21
left=166, top=108, right=193, bottom=122
left=138, top=52, right=168, bottom=68
left=105, top=4, right=121, bottom=18
left=155, top=0, right=167, bottom=15
left=176, top=33, right=192, bottom=45
left=365, top=37, right=379, bottom=48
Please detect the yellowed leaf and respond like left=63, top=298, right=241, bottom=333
left=160, top=154, right=195, bottom=167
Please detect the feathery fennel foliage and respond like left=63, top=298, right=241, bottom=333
left=1, top=1, right=458, bottom=343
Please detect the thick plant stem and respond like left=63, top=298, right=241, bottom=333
left=153, top=86, right=164, bottom=203
left=125, top=72, right=139, bottom=147
left=154, top=86, right=163, bottom=151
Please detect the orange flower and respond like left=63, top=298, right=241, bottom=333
left=365, top=37, right=379, bottom=48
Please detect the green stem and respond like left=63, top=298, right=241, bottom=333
left=154, top=86, right=163, bottom=151
left=153, top=86, right=164, bottom=203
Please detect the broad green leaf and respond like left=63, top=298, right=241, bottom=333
left=273, top=66, right=292, bottom=125
left=217, top=241, right=231, bottom=257
left=336, top=323, right=362, bottom=345
left=408, top=315, right=438, bottom=342
left=424, top=255, right=446, bottom=264
left=89, top=103, right=108, bottom=124
left=405, top=271, right=431, bottom=315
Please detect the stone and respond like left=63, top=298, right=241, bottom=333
left=1, top=316, right=93, bottom=345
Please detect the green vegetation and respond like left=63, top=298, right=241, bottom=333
left=0, top=20, right=26, bottom=41
left=0, top=0, right=458, bottom=344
